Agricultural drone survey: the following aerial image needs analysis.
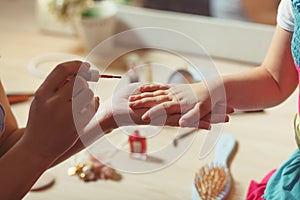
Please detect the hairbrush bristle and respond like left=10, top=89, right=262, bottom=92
left=194, top=164, right=230, bottom=200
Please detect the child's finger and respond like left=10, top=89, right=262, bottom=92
left=141, top=102, right=181, bottom=121
left=151, top=114, right=182, bottom=126
left=213, top=103, right=235, bottom=114
left=201, top=113, right=230, bottom=124
left=129, top=94, right=172, bottom=108
left=190, top=120, right=211, bottom=130
left=139, top=84, right=169, bottom=92
left=179, top=103, right=202, bottom=127
left=129, top=90, right=168, bottom=101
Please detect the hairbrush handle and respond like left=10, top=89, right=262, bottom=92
left=214, top=133, right=236, bottom=167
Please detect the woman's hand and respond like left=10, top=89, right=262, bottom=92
left=21, top=61, right=98, bottom=163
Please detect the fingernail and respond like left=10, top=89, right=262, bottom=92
left=82, top=62, right=91, bottom=69
left=179, top=119, right=186, bottom=127
left=95, top=96, right=100, bottom=112
left=139, top=86, right=147, bottom=91
left=207, top=125, right=212, bottom=130
left=142, top=114, right=150, bottom=121
left=129, top=96, right=135, bottom=101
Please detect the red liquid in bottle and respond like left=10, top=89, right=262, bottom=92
left=129, top=130, right=147, bottom=159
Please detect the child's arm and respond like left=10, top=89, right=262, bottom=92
left=129, top=26, right=297, bottom=128
left=223, top=25, right=296, bottom=109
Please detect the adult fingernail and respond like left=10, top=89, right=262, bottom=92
left=95, top=96, right=100, bottom=111
left=225, top=116, right=230, bottom=122
left=179, top=119, right=187, bottom=127
left=82, top=62, right=91, bottom=70
left=96, top=96, right=100, bottom=103
left=207, top=125, right=212, bottom=130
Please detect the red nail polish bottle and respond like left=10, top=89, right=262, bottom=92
left=129, top=130, right=147, bottom=160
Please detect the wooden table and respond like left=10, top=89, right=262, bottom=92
left=0, top=1, right=298, bottom=199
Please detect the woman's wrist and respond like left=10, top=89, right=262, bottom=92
left=18, top=132, right=57, bottom=166
left=0, top=135, right=53, bottom=199
left=14, top=137, right=53, bottom=170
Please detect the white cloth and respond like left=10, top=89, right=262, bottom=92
left=277, top=0, right=295, bottom=31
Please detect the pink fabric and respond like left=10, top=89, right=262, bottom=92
left=246, top=169, right=276, bottom=200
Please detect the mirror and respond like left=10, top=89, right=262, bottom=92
left=119, top=0, right=280, bottom=26
left=168, top=69, right=196, bottom=84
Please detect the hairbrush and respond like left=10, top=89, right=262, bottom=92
left=192, top=133, right=236, bottom=200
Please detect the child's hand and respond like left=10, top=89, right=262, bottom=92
left=129, top=82, right=233, bottom=129
left=21, top=61, right=98, bottom=163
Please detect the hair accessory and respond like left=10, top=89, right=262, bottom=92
left=193, top=133, right=236, bottom=200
